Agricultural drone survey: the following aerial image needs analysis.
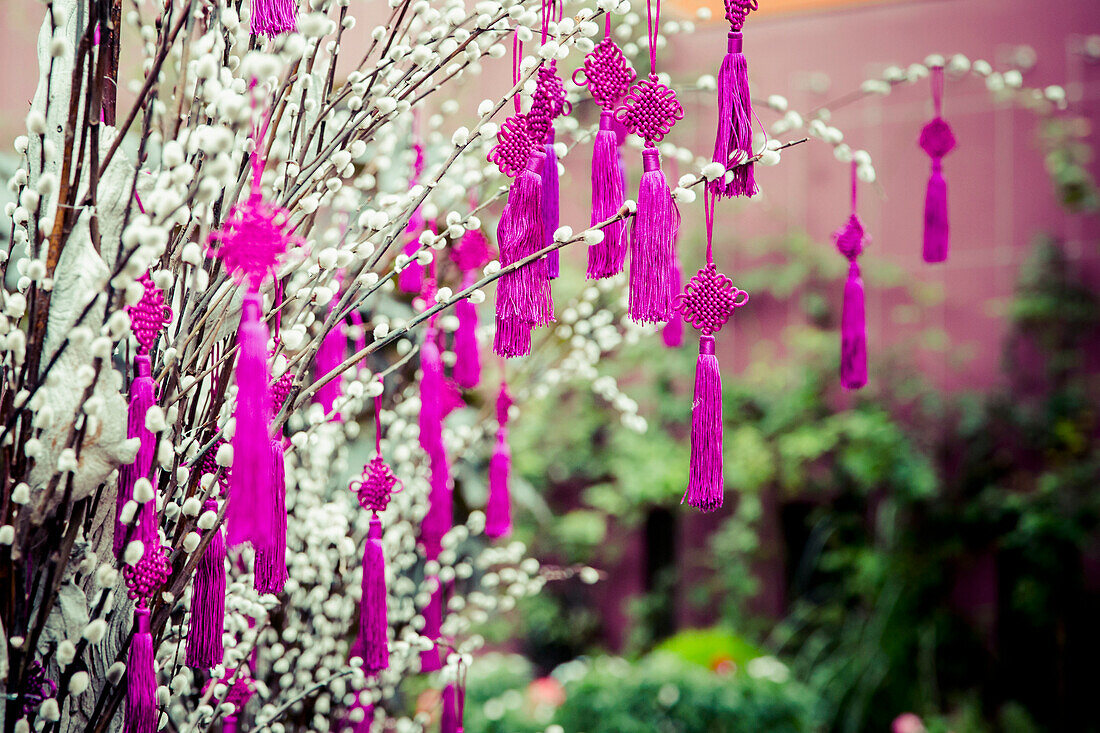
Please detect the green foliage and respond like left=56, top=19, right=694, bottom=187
left=461, top=655, right=550, bottom=733
left=553, top=653, right=820, bottom=733
left=653, top=627, right=764, bottom=672
left=1039, top=117, right=1100, bottom=213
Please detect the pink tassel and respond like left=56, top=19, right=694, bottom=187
left=683, top=336, right=723, bottom=512
left=186, top=499, right=225, bottom=670
left=354, top=515, right=389, bottom=674
left=398, top=230, right=425, bottom=293
left=420, top=330, right=453, bottom=559
left=227, top=291, right=274, bottom=548
left=629, top=147, right=679, bottom=324
left=587, top=112, right=628, bottom=279
left=841, top=261, right=868, bottom=389
left=441, top=684, right=459, bottom=733
left=542, top=132, right=561, bottom=280
left=399, top=140, right=428, bottom=292
left=314, top=313, right=346, bottom=420
left=485, top=383, right=513, bottom=539
left=419, top=578, right=443, bottom=673
left=662, top=257, right=684, bottom=348
left=125, top=608, right=156, bottom=733
left=115, top=355, right=156, bottom=557
left=711, top=31, right=756, bottom=199
left=250, top=0, right=297, bottom=37
left=418, top=331, right=446, bottom=460
left=493, top=154, right=548, bottom=358
left=834, top=161, right=869, bottom=390
left=453, top=273, right=481, bottom=389
left=922, top=161, right=949, bottom=263
left=254, top=438, right=288, bottom=594
left=919, top=68, right=955, bottom=263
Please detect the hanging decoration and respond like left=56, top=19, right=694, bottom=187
left=615, top=0, right=683, bottom=324
left=186, top=498, right=226, bottom=670
left=920, top=65, right=955, bottom=263
left=115, top=273, right=171, bottom=557
left=399, top=128, right=428, bottom=293
left=254, top=371, right=294, bottom=594
left=452, top=216, right=492, bottom=389
left=419, top=266, right=451, bottom=674
left=488, top=35, right=553, bottom=358
left=711, top=0, right=759, bottom=199
left=833, top=160, right=869, bottom=390
left=122, top=540, right=172, bottom=733
left=440, top=653, right=468, bottom=733
left=208, top=673, right=255, bottom=733
left=250, top=0, right=296, bottom=37
left=574, top=14, right=636, bottom=279
left=314, top=273, right=347, bottom=420
left=348, top=378, right=402, bottom=674
left=672, top=189, right=749, bottom=512
left=531, top=0, right=570, bottom=280
left=485, top=381, right=513, bottom=539
left=208, top=89, right=299, bottom=549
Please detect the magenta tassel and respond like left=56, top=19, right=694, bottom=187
left=115, top=355, right=156, bottom=557
left=419, top=332, right=446, bottom=460
left=227, top=291, right=274, bottom=549
left=125, top=608, right=156, bottom=733
left=711, top=32, right=756, bottom=199
left=662, top=257, right=685, bottom=348
left=420, top=331, right=453, bottom=558
left=250, top=0, right=297, bottom=37
left=186, top=500, right=225, bottom=670
left=453, top=274, right=481, bottom=389
left=841, top=261, right=868, bottom=389
left=485, top=430, right=512, bottom=539
left=419, top=579, right=442, bottom=673
left=587, top=112, right=628, bottom=280
left=543, top=132, right=561, bottom=280
left=422, top=450, right=453, bottom=561
left=486, top=382, right=512, bottom=538
left=254, top=438, right=288, bottom=594
left=441, top=684, right=459, bottom=733
left=355, top=516, right=389, bottom=674
left=629, top=147, right=679, bottom=323
left=683, top=335, right=723, bottom=512
left=314, top=315, right=346, bottom=420
left=919, top=69, right=956, bottom=264
left=493, top=153, right=549, bottom=358
left=398, top=234, right=424, bottom=293
left=923, top=161, right=949, bottom=263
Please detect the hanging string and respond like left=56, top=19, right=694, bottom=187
left=604, top=8, right=611, bottom=37
left=704, top=187, right=716, bottom=266
left=374, top=376, right=383, bottom=456
left=646, top=0, right=661, bottom=75
left=540, top=0, right=551, bottom=43
left=849, top=159, right=858, bottom=215
left=931, top=65, right=945, bottom=117
left=512, top=33, right=522, bottom=114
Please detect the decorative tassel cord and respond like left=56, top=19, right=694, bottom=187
left=921, top=65, right=955, bottom=263
left=125, top=608, right=156, bottom=733
left=186, top=500, right=226, bottom=669
left=226, top=290, right=275, bottom=548
left=629, top=147, right=679, bottom=323
left=711, top=0, right=758, bottom=198
left=835, top=160, right=868, bottom=390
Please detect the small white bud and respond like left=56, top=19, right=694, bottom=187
left=82, top=619, right=108, bottom=644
